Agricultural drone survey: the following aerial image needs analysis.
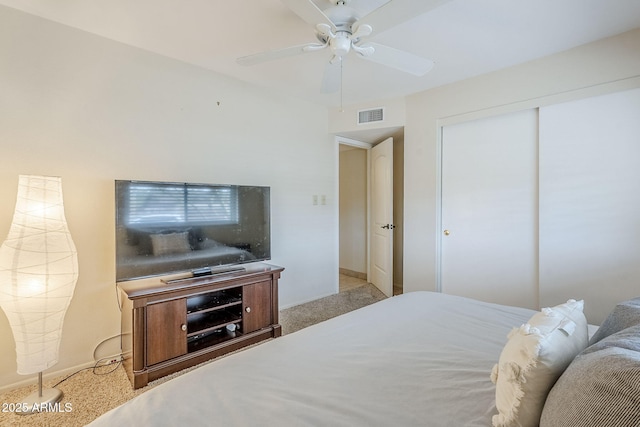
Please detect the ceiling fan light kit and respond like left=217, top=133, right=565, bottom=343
left=236, top=0, right=450, bottom=94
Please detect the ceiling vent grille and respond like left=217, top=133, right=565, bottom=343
left=358, top=108, right=384, bottom=125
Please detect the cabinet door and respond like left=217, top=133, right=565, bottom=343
left=146, top=298, right=187, bottom=366
left=242, top=280, right=272, bottom=333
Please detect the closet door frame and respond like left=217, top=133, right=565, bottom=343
left=434, top=77, right=640, bottom=317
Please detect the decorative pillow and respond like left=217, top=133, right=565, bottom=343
left=150, top=232, right=192, bottom=256
left=491, top=300, right=589, bottom=427
left=589, top=297, right=640, bottom=345
left=540, top=324, right=640, bottom=427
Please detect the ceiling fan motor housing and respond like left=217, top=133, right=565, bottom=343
left=322, top=2, right=361, bottom=58
left=330, top=32, right=352, bottom=57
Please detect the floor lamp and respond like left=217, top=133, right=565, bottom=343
left=0, top=175, right=78, bottom=414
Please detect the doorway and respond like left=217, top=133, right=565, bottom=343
left=337, top=135, right=404, bottom=296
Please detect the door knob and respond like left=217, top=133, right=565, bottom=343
left=245, top=307, right=251, bottom=313
left=443, top=230, right=450, bottom=236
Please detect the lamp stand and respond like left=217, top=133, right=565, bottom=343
left=16, top=372, right=63, bottom=415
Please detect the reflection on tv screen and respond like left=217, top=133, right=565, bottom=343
left=115, top=180, right=270, bottom=281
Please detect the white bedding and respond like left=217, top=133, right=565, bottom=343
left=88, top=291, right=536, bottom=426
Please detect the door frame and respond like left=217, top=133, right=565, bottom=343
left=336, top=136, right=373, bottom=284
left=336, top=135, right=399, bottom=296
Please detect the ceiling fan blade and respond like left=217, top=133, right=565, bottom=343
left=353, top=0, right=452, bottom=36
left=280, top=0, right=335, bottom=29
left=237, top=43, right=326, bottom=66
left=321, top=60, right=342, bottom=94
left=357, top=42, right=434, bottom=76
left=351, top=24, right=372, bottom=40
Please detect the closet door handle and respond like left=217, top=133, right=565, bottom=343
left=443, top=230, right=450, bottom=236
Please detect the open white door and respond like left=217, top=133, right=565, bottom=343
left=370, top=137, right=394, bottom=297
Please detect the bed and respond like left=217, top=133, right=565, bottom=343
left=87, top=291, right=640, bottom=427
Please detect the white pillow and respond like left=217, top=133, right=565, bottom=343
left=490, top=299, right=588, bottom=427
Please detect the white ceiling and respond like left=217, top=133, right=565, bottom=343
left=2, top=0, right=640, bottom=111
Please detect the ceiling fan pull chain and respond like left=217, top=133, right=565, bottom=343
left=340, top=57, right=344, bottom=112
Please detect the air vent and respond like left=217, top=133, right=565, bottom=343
left=358, top=108, right=384, bottom=124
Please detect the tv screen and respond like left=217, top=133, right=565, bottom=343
left=115, top=180, right=270, bottom=281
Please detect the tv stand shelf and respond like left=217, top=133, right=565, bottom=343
left=118, top=263, right=283, bottom=389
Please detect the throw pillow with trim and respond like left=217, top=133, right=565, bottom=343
left=491, top=299, right=588, bottom=427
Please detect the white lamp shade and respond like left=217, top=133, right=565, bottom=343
left=0, top=175, right=78, bottom=375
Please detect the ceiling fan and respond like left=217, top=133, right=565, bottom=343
left=236, top=0, right=451, bottom=93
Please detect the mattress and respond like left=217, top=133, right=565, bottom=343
left=88, top=291, right=536, bottom=426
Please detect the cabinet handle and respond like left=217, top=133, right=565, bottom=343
left=245, top=307, right=251, bottom=313
left=181, top=324, right=187, bottom=331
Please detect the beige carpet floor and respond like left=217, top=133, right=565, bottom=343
left=0, top=282, right=386, bottom=427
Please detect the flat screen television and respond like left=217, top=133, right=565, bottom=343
left=115, top=180, right=270, bottom=282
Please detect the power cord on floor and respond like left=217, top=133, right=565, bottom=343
left=52, top=355, right=124, bottom=388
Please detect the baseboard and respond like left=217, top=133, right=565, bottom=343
left=0, top=354, right=122, bottom=394
left=279, top=290, right=337, bottom=310
left=339, top=268, right=366, bottom=280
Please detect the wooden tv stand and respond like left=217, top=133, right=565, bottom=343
left=118, top=263, right=283, bottom=389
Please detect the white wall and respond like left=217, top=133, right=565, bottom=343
left=403, top=29, right=640, bottom=311
left=0, top=6, right=336, bottom=390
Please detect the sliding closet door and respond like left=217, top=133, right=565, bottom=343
left=441, top=109, right=538, bottom=309
left=539, top=88, right=640, bottom=323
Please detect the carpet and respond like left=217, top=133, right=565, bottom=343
left=279, top=282, right=386, bottom=334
